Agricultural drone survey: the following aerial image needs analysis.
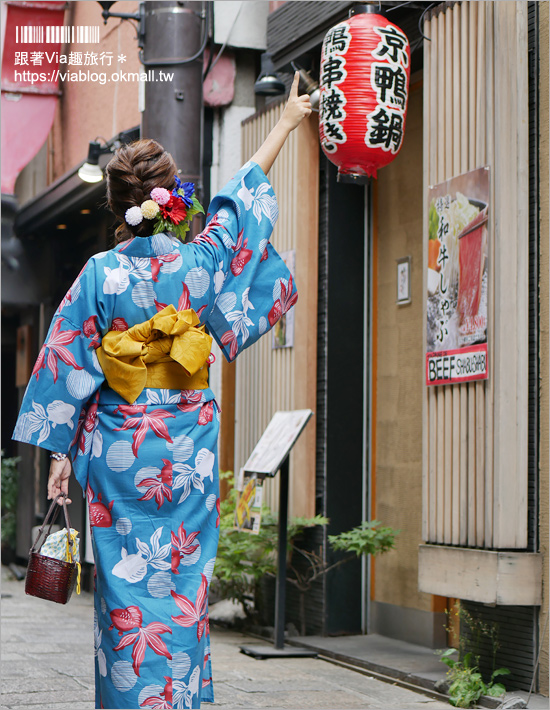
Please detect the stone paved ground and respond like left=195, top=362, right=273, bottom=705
left=0, top=566, right=451, bottom=709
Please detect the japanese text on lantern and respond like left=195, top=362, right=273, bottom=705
left=319, top=23, right=351, bottom=153
left=366, top=25, right=409, bottom=154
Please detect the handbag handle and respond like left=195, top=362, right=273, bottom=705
left=29, top=493, right=74, bottom=556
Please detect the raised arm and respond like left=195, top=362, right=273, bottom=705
left=250, top=71, right=312, bottom=175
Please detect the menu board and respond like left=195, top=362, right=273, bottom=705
left=242, top=409, right=313, bottom=476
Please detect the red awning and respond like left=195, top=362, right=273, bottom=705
left=1, top=1, right=66, bottom=194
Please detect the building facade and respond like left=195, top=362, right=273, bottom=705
left=2, top=0, right=548, bottom=696
left=224, top=0, right=549, bottom=694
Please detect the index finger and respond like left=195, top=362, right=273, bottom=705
left=289, top=70, right=300, bottom=98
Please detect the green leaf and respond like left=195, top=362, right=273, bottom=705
left=328, top=520, right=399, bottom=557
left=152, top=218, right=169, bottom=234
left=462, top=652, right=473, bottom=668
left=287, top=515, right=329, bottom=540
left=491, top=667, right=511, bottom=678
left=438, top=648, right=457, bottom=669
left=478, top=679, right=488, bottom=695
left=441, top=658, right=456, bottom=669
left=191, top=195, right=205, bottom=214
left=487, top=683, right=506, bottom=697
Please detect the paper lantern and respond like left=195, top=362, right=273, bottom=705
left=319, top=5, right=411, bottom=181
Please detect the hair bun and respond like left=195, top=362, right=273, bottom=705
left=106, top=139, right=177, bottom=242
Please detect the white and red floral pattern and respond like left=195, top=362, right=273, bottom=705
left=13, top=162, right=297, bottom=710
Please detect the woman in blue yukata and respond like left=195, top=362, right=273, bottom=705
left=13, top=72, right=311, bottom=709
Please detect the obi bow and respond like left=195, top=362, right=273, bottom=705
left=96, top=305, right=212, bottom=404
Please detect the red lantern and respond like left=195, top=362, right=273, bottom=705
left=319, top=5, right=411, bottom=181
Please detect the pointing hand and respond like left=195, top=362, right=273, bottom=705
left=281, top=71, right=312, bottom=131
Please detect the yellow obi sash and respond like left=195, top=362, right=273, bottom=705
left=96, top=305, right=212, bottom=404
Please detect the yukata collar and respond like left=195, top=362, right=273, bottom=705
left=114, top=232, right=180, bottom=258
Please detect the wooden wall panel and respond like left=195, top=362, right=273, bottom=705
left=423, top=2, right=529, bottom=549
left=235, top=106, right=319, bottom=518
left=491, top=1, right=529, bottom=547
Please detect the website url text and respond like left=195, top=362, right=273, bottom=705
left=13, top=69, right=174, bottom=85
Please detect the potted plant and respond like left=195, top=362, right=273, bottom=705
left=212, top=471, right=399, bottom=635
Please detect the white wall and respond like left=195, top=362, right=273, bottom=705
left=213, top=0, right=268, bottom=50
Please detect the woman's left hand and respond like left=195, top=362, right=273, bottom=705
left=249, top=71, right=313, bottom=175
left=48, top=457, right=73, bottom=504
left=280, top=71, right=313, bottom=132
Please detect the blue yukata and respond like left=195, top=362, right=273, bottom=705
left=13, top=162, right=297, bottom=709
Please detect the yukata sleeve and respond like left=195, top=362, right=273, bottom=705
left=190, top=161, right=298, bottom=362
left=13, top=257, right=109, bottom=459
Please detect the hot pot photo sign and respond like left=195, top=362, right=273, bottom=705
left=319, top=8, right=411, bottom=181
left=426, top=167, right=490, bottom=387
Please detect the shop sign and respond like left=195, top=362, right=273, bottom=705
left=426, top=167, right=490, bottom=386
left=319, top=10, right=410, bottom=180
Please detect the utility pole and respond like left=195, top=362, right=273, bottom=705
left=141, top=1, right=205, bottom=191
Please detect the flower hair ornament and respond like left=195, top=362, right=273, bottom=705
left=125, top=175, right=204, bottom=241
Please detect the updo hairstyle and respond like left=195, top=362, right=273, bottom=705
left=106, top=138, right=178, bottom=242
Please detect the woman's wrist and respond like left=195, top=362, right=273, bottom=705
left=50, top=452, right=68, bottom=461
left=276, top=115, right=295, bottom=137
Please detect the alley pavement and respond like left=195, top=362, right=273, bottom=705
left=1, top=565, right=450, bottom=710
left=1, top=565, right=545, bottom=710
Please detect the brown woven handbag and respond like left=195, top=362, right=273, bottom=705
left=25, top=494, right=79, bottom=604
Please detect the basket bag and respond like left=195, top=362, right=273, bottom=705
left=25, top=493, right=81, bottom=604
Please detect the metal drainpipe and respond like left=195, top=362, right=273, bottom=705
left=141, top=1, right=205, bottom=193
